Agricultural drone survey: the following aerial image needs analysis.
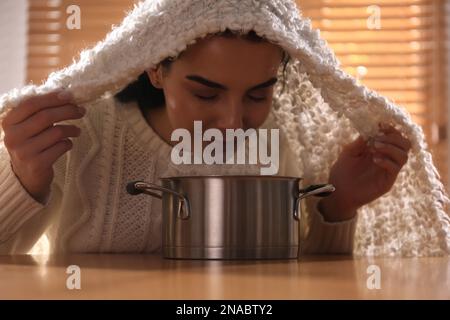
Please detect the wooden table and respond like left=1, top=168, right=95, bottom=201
left=0, top=254, right=448, bottom=299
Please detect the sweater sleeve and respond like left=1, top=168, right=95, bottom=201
left=0, top=141, right=51, bottom=248
left=300, top=196, right=357, bottom=254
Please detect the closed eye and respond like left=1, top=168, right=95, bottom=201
left=195, top=94, right=267, bottom=102
left=248, top=95, right=267, bottom=102
left=194, top=94, right=217, bottom=101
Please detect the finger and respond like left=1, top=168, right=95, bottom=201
left=3, top=89, right=74, bottom=126
left=36, top=139, right=73, bottom=167
left=375, top=132, right=411, bottom=152
left=379, top=122, right=397, bottom=133
left=8, top=104, right=85, bottom=143
left=373, top=141, right=408, bottom=166
left=345, top=136, right=367, bottom=156
left=19, top=125, right=81, bottom=156
left=376, top=124, right=411, bottom=151
left=373, top=155, right=400, bottom=175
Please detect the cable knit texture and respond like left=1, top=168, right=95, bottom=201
left=66, top=99, right=172, bottom=252
left=0, top=0, right=449, bottom=256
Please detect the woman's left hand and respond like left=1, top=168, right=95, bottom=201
left=318, top=123, right=412, bottom=222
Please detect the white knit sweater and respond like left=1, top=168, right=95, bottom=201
left=0, top=95, right=356, bottom=254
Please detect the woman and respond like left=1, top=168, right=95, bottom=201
left=0, top=0, right=448, bottom=256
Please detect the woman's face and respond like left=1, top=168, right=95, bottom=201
left=147, top=35, right=284, bottom=136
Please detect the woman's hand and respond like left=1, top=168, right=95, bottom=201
left=318, top=123, right=412, bottom=222
left=1, top=90, right=85, bottom=204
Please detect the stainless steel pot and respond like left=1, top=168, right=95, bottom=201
left=126, top=176, right=334, bottom=259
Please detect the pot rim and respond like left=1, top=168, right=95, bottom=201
left=159, top=175, right=302, bottom=180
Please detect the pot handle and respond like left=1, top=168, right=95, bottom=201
left=126, top=181, right=191, bottom=219
left=293, top=184, right=335, bottom=221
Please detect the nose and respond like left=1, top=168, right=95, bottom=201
left=216, top=99, right=244, bottom=131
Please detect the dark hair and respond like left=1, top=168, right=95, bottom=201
left=115, top=30, right=290, bottom=115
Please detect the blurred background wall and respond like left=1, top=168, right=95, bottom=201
left=0, top=0, right=27, bottom=93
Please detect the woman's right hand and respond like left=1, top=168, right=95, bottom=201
left=1, top=90, right=86, bottom=204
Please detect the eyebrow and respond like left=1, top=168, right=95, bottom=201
left=185, top=75, right=278, bottom=91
